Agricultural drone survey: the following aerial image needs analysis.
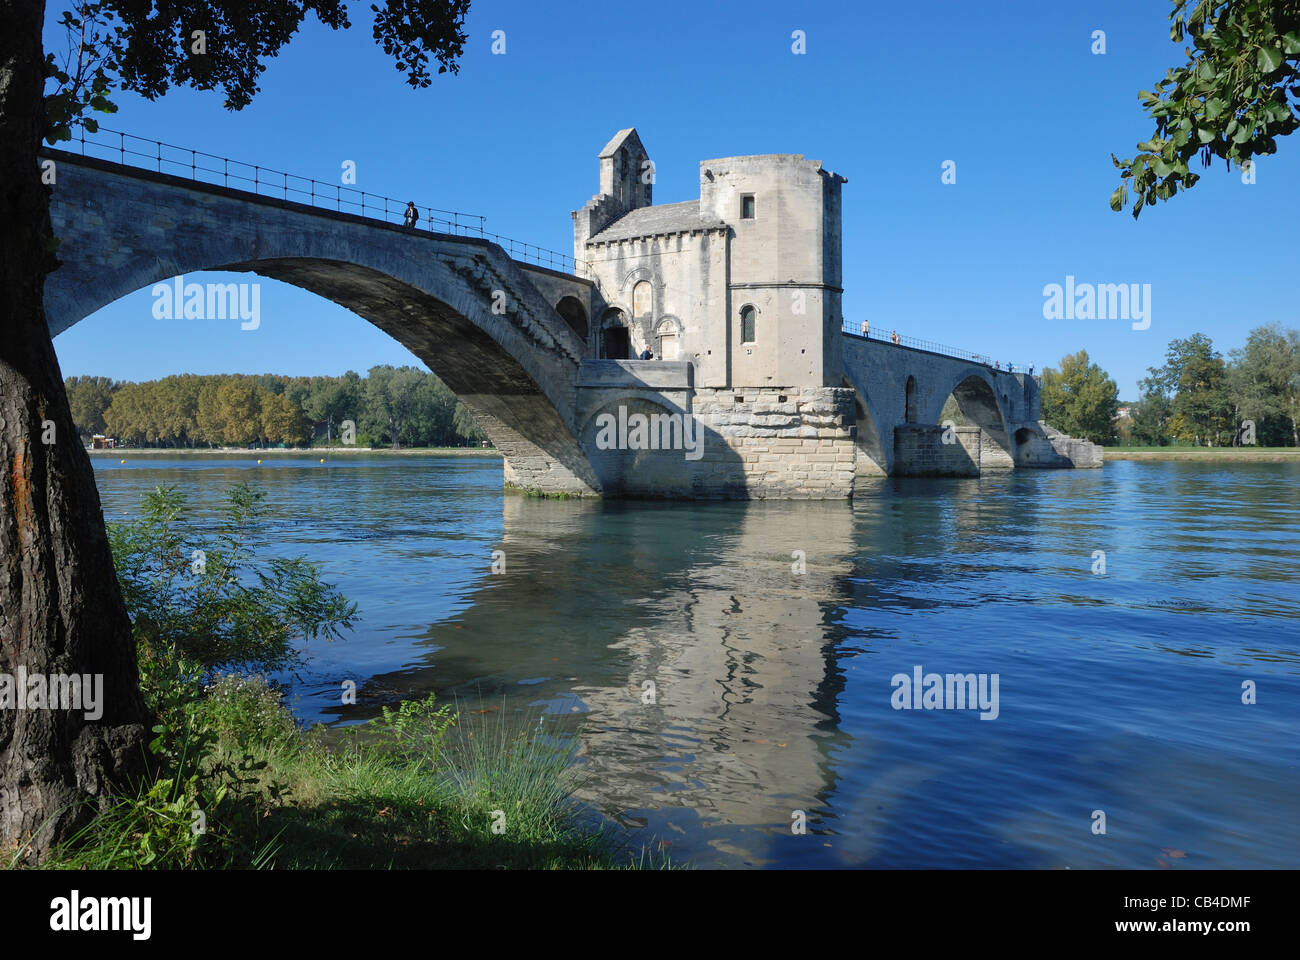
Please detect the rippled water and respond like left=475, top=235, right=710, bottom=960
left=91, top=454, right=1300, bottom=868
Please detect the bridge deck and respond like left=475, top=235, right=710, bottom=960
left=42, top=125, right=584, bottom=276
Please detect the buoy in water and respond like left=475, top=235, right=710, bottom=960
left=320, top=458, right=325, bottom=463
left=257, top=459, right=262, bottom=464
left=120, top=459, right=125, bottom=464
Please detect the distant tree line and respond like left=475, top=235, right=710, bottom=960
left=65, top=366, right=490, bottom=449
left=1128, top=324, right=1300, bottom=447
left=1038, top=324, right=1300, bottom=447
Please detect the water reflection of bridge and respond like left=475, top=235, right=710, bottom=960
left=327, top=475, right=1045, bottom=864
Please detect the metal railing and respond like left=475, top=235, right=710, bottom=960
left=61, top=125, right=587, bottom=274
left=842, top=320, right=1035, bottom=375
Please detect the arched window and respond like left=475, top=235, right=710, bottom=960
left=632, top=281, right=652, bottom=318
left=740, top=305, right=757, bottom=344
left=905, top=375, right=918, bottom=424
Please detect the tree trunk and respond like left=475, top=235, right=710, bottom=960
left=0, top=0, right=150, bottom=862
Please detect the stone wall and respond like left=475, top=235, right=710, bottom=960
left=893, top=424, right=981, bottom=476
left=575, top=383, right=857, bottom=499
left=692, top=386, right=857, bottom=499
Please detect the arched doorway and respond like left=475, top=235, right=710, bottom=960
left=600, top=308, right=630, bottom=359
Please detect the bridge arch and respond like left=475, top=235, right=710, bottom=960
left=44, top=153, right=601, bottom=495
left=934, top=370, right=1016, bottom=469
left=840, top=374, right=888, bottom=478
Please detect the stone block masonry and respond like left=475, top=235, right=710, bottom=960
left=634, top=386, right=857, bottom=499
left=893, top=424, right=981, bottom=477
left=694, top=386, right=858, bottom=499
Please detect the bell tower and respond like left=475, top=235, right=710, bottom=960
left=598, top=128, right=652, bottom=211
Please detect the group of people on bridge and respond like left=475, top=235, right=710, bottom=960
left=859, top=319, right=902, bottom=344
left=856, top=318, right=1034, bottom=377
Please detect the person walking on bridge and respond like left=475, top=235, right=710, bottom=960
left=403, top=201, right=420, bottom=230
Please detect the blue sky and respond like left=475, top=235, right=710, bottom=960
left=47, top=0, right=1300, bottom=398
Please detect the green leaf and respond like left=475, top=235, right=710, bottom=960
left=1285, top=32, right=1300, bottom=56
left=1109, top=185, right=1126, bottom=211
left=1257, top=45, right=1283, bottom=73
left=83, top=118, right=99, bottom=133
left=1205, top=99, right=1225, bottom=119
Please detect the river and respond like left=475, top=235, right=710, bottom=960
left=90, top=454, right=1300, bottom=868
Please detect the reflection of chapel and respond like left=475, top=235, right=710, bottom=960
left=569, top=128, right=847, bottom=390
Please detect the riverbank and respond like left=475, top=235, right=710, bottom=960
left=87, top=446, right=503, bottom=457
left=1105, top=446, right=1300, bottom=462
left=27, top=676, right=656, bottom=871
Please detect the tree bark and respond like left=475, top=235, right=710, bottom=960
left=1, top=0, right=150, bottom=861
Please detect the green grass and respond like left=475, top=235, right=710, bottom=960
left=1104, top=445, right=1300, bottom=459
left=21, top=678, right=668, bottom=871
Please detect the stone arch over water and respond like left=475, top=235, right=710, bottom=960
left=45, top=153, right=601, bottom=495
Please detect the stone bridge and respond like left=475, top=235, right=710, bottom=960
left=43, top=150, right=1096, bottom=499
left=43, top=150, right=602, bottom=494
left=840, top=334, right=1082, bottom=478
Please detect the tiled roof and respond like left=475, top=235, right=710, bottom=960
left=588, top=200, right=727, bottom=244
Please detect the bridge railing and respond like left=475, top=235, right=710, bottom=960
left=842, top=320, right=1035, bottom=375
left=59, top=125, right=587, bottom=275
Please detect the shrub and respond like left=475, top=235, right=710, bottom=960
left=108, top=482, right=358, bottom=672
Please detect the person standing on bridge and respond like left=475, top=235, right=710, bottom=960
left=403, top=201, right=420, bottom=230
left=890, top=330, right=900, bottom=345
left=861, top=319, right=869, bottom=337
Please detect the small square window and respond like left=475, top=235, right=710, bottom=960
left=740, top=195, right=755, bottom=219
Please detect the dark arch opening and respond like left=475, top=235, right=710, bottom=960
left=904, top=375, right=918, bottom=424
left=555, top=296, right=588, bottom=340
left=1014, top=427, right=1034, bottom=446
left=600, top=307, right=630, bottom=359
